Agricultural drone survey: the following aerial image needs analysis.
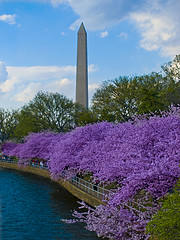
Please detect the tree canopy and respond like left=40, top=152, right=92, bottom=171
left=0, top=108, right=19, bottom=143
left=13, top=92, right=76, bottom=140
left=91, top=76, right=138, bottom=122
left=146, top=180, right=180, bottom=240
left=91, top=72, right=179, bottom=122
left=91, top=55, right=180, bottom=123
left=161, top=54, right=180, bottom=81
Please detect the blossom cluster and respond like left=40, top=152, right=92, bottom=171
left=2, top=107, right=180, bottom=239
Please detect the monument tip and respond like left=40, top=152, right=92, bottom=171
left=79, top=22, right=86, bottom=33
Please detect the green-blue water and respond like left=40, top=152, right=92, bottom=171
left=0, top=168, right=100, bottom=240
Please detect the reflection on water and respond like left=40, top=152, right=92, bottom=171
left=0, top=168, right=100, bottom=240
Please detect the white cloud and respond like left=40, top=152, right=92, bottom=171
left=68, top=0, right=143, bottom=31
left=45, top=0, right=179, bottom=57
left=100, top=30, right=108, bottom=38
left=46, top=78, right=72, bottom=96
left=0, top=77, right=19, bottom=93
left=50, top=78, right=71, bottom=89
left=6, top=65, right=76, bottom=83
left=15, top=82, right=41, bottom=102
left=4, top=65, right=76, bottom=103
left=88, top=83, right=99, bottom=91
left=58, top=78, right=71, bottom=86
left=0, top=62, right=8, bottom=83
left=88, top=64, right=99, bottom=73
left=1, top=1, right=179, bottom=58
left=0, top=62, right=19, bottom=94
left=0, top=63, right=99, bottom=108
left=6, top=65, right=95, bottom=84
left=130, top=0, right=180, bottom=57
left=57, top=0, right=180, bottom=58
left=0, top=14, right=16, bottom=25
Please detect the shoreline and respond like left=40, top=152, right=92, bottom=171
left=0, top=161, right=104, bottom=207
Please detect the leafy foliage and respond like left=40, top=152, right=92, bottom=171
left=13, top=107, right=45, bottom=140
left=75, top=108, right=98, bottom=126
left=135, top=73, right=166, bottom=114
left=161, top=54, right=180, bottom=81
left=13, top=91, right=76, bottom=140
left=146, top=180, right=180, bottom=240
left=0, top=108, right=19, bottom=143
left=91, top=76, right=139, bottom=122
left=92, top=60, right=180, bottom=122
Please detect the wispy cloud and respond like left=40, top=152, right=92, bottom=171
left=119, top=32, right=128, bottom=40
left=88, top=83, right=99, bottom=91
left=68, top=0, right=143, bottom=31
left=0, top=77, right=19, bottom=93
left=50, top=0, right=66, bottom=7
left=0, top=62, right=8, bottom=83
left=88, top=64, right=99, bottom=73
left=50, top=0, right=180, bottom=58
left=0, top=14, right=16, bottom=25
left=15, top=82, right=42, bottom=102
left=100, top=31, right=108, bottom=38
left=0, top=63, right=99, bottom=107
left=130, top=0, right=180, bottom=57
left=1, top=1, right=179, bottom=57
left=0, top=62, right=19, bottom=94
left=6, top=65, right=76, bottom=83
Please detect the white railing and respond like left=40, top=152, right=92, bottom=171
left=69, top=176, right=113, bottom=201
left=0, top=157, right=114, bottom=201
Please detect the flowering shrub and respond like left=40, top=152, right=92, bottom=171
left=2, top=132, right=63, bottom=167
left=2, top=107, right=180, bottom=239
left=2, top=142, right=18, bottom=154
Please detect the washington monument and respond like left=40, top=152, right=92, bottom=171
left=76, top=23, right=88, bottom=109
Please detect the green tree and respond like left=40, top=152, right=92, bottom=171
left=14, top=92, right=76, bottom=140
left=13, top=107, right=45, bottom=140
left=146, top=180, right=180, bottom=240
left=160, top=54, right=180, bottom=107
left=162, top=54, right=180, bottom=81
left=75, top=108, right=98, bottom=126
left=0, top=108, right=19, bottom=143
left=91, top=73, right=170, bottom=122
left=159, top=79, right=180, bottom=107
left=135, top=72, right=167, bottom=114
left=92, top=76, right=139, bottom=122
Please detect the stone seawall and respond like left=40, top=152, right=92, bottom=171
left=0, top=162, right=104, bottom=207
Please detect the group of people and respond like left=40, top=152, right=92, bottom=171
left=0, top=154, right=48, bottom=169
left=31, top=159, right=48, bottom=169
left=0, top=154, right=14, bottom=162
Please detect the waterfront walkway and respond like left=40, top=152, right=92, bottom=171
left=0, top=157, right=113, bottom=202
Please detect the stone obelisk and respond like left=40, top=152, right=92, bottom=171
left=76, top=23, right=88, bottom=109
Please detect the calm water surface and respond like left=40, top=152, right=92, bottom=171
left=0, top=168, right=101, bottom=240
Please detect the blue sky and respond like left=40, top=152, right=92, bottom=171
left=0, top=0, right=179, bottom=110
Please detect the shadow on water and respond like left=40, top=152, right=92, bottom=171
left=0, top=168, right=103, bottom=240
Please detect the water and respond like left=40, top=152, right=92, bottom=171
left=0, top=168, right=100, bottom=240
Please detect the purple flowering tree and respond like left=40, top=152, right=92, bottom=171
left=3, top=132, right=63, bottom=167
left=1, top=142, right=18, bottom=155
left=2, top=107, right=180, bottom=239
